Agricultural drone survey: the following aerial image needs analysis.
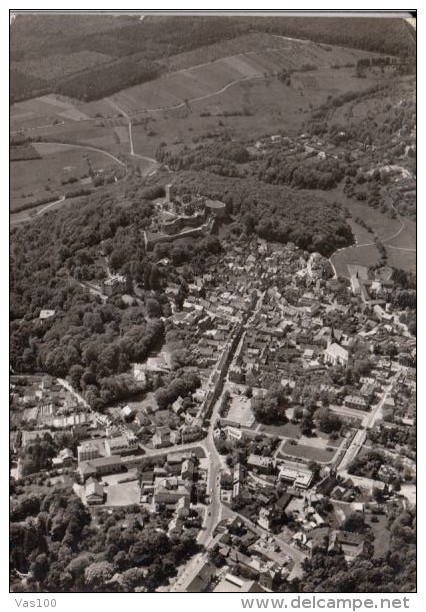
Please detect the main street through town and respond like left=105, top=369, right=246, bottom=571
left=337, top=375, right=399, bottom=475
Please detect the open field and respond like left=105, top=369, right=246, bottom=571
left=259, top=422, right=302, bottom=438
left=386, top=248, right=416, bottom=273
left=11, top=37, right=388, bottom=167
left=385, top=219, right=416, bottom=249
left=331, top=244, right=381, bottom=279
left=279, top=440, right=338, bottom=463
left=10, top=143, right=121, bottom=211
left=107, top=41, right=383, bottom=118
left=365, top=512, right=391, bottom=559
left=316, top=187, right=416, bottom=276
left=160, top=32, right=382, bottom=75
left=104, top=480, right=141, bottom=507
left=227, top=395, right=255, bottom=428
left=11, top=94, right=94, bottom=131
left=127, top=68, right=383, bottom=159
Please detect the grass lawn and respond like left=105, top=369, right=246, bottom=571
left=331, top=244, right=381, bottom=279
left=318, top=186, right=416, bottom=276
left=259, top=422, right=301, bottom=438
left=386, top=248, right=416, bottom=273
left=280, top=440, right=337, bottom=463
left=365, top=512, right=391, bottom=558
left=384, top=219, right=416, bottom=249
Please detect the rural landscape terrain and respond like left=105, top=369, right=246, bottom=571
left=10, top=14, right=416, bottom=594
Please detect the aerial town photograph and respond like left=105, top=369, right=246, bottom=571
left=9, top=9, right=416, bottom=597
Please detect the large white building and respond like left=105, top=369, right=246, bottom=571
left=323, top=342, right=349, bottom=367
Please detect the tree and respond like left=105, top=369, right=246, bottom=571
left=146, top=298, right=161, bottom=318
left=30, top=553, right=49, bottom=582
left=316, top=408, right=342, bottom=433
left=342, top=512, right=366, bottom=533
left=84, top=561, right=115, bottom=590
left=252, top=384, right=288, bottom=425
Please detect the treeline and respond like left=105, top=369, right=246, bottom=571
left=312, top=84, right=386, bottom=121
left=10, top=68, right=50, bottom=103
left=256, top=152, right=346, bottom=190
left=10, top=15, right=247, bottom=102
left=158, top=138, right=347, bottom=191
left=10, top=143, right=41, bottom=161
left=55, top=58, right=160, bottom=102
left=12, top=194, right=59, bottom=214
left=242, top=16, right=416, bottom=58
left=171, top=171, right=354, bottom=257
left=156, top=139, right=250, bottom=176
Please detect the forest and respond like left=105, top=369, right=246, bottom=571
left=10, top=178, right=222, bottom=409
left=169, top=171, right=354, bottom=257
left=157, top=139, right=348, bottom=191
left=10, top=485, right=200, bottom=592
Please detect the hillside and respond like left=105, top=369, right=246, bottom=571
left=10, top=14, right=414, bottom=103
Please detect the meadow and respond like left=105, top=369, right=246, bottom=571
left=10, top=144, right=121, bottom=211
left=106, top=36, right=382, bottom=117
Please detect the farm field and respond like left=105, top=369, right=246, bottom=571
left=22, top=120, right=129, bottom=157
left=160, top=31, right=382, bottom=74
left=10, top=143, right=121, bottom=211
left=11, top=94, right=94, bottom=131
left=128, top=68, right=383, bottom=159
left=106, top=38, right=384, bottom=117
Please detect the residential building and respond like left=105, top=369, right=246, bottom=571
left=85, top=477, right=105, bottom=505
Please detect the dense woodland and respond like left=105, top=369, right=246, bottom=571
left=10, top=179, right=222, bottom=408
left=10, top=485, right=200, bottom=592
left=11, top=15, right=415, bottom=102
left=170, top=171, right=354, bottom=256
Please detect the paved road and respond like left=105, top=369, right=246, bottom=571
left=337, top=377, right=397, bottom=473
left=11, top=195, right=66, bottom=225
left=225, top=509, right=306, bottom=580
left=34, top=140, right=126, bottom=166
left=329, top=171, right=415, bottom=278
left=57, top=377, right=90, bottom=409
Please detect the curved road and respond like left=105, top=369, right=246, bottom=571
left=11, top=195, right=65, bottom=225
left=34, top=140, right=126, bottom=167
left=106, top=99, right=159, bottom=173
